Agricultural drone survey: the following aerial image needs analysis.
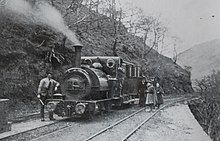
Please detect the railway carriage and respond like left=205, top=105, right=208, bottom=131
left=46, top=45, right=142, bottom=118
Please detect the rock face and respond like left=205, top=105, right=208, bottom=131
left=178, top=39, right=220, bottom=80
left=0, top=2, right=192, bottom=114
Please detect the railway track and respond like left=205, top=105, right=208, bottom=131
left=1, top=96, right=190, bottom=141
left=10, top=95, right=183, bottom=124
left=83, top=97, right=189, bottom=141
left=30, top=96, right=190, bottom=141
left=0, top=118, right=72, bottom=141
left=10, top=112, right=42, bottom=123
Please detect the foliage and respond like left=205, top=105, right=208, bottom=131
left=195, top=70, right=220, bottom=99
left=46, top=0, right=168, bottom=57
left=190, top=70, right=220, bottom=141
left=120, top=6, right=167, bottom=58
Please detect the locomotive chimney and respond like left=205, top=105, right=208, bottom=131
left=74, top=43, right=83, bottom=68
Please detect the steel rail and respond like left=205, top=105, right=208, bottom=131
left=83, top=107, right=146, bottom=141
left=121, top=97, right=189, bottom=141
left=10, top=112, right=42, bottom=123
left=83, top=97, right=187, bottom=141
left=11, top=96, right=184, bottom=123
left=21, top=96, right=188, bottom=141
left=32, top=97, right=181, bottom=141
left=0, top=118, right=71, bottom=141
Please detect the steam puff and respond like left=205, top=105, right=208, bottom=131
left=3, top=0, right=80, bottom=44
left=4, top=0, right=37, bottom=22
left=35, top=2, right=81, bottom=45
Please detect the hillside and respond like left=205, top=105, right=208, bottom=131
left=0, top=0, right=192, bottom=116
left=177, top=39, right=220, bottom=80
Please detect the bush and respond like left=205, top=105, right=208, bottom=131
left=190, top=70, right=220, bottom=141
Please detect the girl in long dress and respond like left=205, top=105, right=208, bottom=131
left=145, top=83, right=156, bottom=112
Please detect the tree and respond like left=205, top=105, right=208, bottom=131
left=121, top=6, right=167, bottom=58
left=170, top=36, right=181, bottom=63
left=46, top=0, right=168, bottom=57
left=193, top=70, right=220, bottom=140
left=91, top=0, right=125, bottom=56
left=184, top=65, right=192, bottom=77
left=138, top=16, right=167, bottom=58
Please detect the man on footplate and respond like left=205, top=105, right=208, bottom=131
left=37, top=71, right=60, bottom=121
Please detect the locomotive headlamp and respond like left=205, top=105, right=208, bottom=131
left=75, top=103, right=86, bottom=114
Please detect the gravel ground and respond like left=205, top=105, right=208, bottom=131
left=31, top=105, right=143, bottom=141
left=2, top=97, right=193, bottom=141
left=89, top=108, right=152, bottom=141
left=128, top=103, right=212, bottom=141
left=30, top=98, right=183, bottom=141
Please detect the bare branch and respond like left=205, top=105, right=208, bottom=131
left=26, top=39, right=45, bottom=48
left=72, top=14, right=90, bottom=25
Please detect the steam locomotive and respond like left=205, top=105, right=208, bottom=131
left=47, top=45, right=142, bottom=118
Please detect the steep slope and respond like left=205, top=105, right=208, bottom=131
left=0, top=0, right=192, bottom=116
left=178, top=39, right=220, bottom=80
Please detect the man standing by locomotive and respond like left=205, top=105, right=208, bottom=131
left=37, top=71, right=60, bottom=121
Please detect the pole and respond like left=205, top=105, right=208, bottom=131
left=33, top=92, right=44, bottom=106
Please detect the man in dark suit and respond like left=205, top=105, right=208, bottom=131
left=37, top=71, right=60, bottom=121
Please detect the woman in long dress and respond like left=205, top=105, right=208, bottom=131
left=155, top=83, right=164, bottom=109
left=138, top=77, right=146, bottom=107
left=145, top=83, right=156, bottom=112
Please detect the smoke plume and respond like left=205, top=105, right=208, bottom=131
left=1, top=0, right=81, bottom=45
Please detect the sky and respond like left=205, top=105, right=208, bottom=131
left=118, top=0, right=220, bottom=57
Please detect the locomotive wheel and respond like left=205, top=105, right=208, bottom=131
left=49, top=111, right=55, bottom=120
left=104, top=101, right=112, bottom=112
left=83, top=111, right=95, bottom=120
left=88, top=112, right=94, bottom=120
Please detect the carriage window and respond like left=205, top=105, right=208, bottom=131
left=125, top=65, right=130, bottom=78
left=134, top=67, right=137, bottom=77
left=129, top=66, right=132, bottom=77
left=137, top=67, right=140, bottom=77
left=131, top=65, right=135, bottom=77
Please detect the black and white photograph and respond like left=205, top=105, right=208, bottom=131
left=0, top=0, right=219, bottom=140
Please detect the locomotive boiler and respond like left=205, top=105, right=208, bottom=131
left=47, top=44, right=142, bottom=118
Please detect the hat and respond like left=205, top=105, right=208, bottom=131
left=118, top=67, right=125, bottom=73
left=147, top=83, right=151, bottom=87
left=46, top=70, right=52, bottom=75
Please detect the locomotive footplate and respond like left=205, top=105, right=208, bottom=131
left=48, top=98, right=118, bottom=118
left=49, top=100, right=92, bottom=117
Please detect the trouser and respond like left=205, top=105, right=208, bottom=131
left=40, top=95, right=54, bottom=120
